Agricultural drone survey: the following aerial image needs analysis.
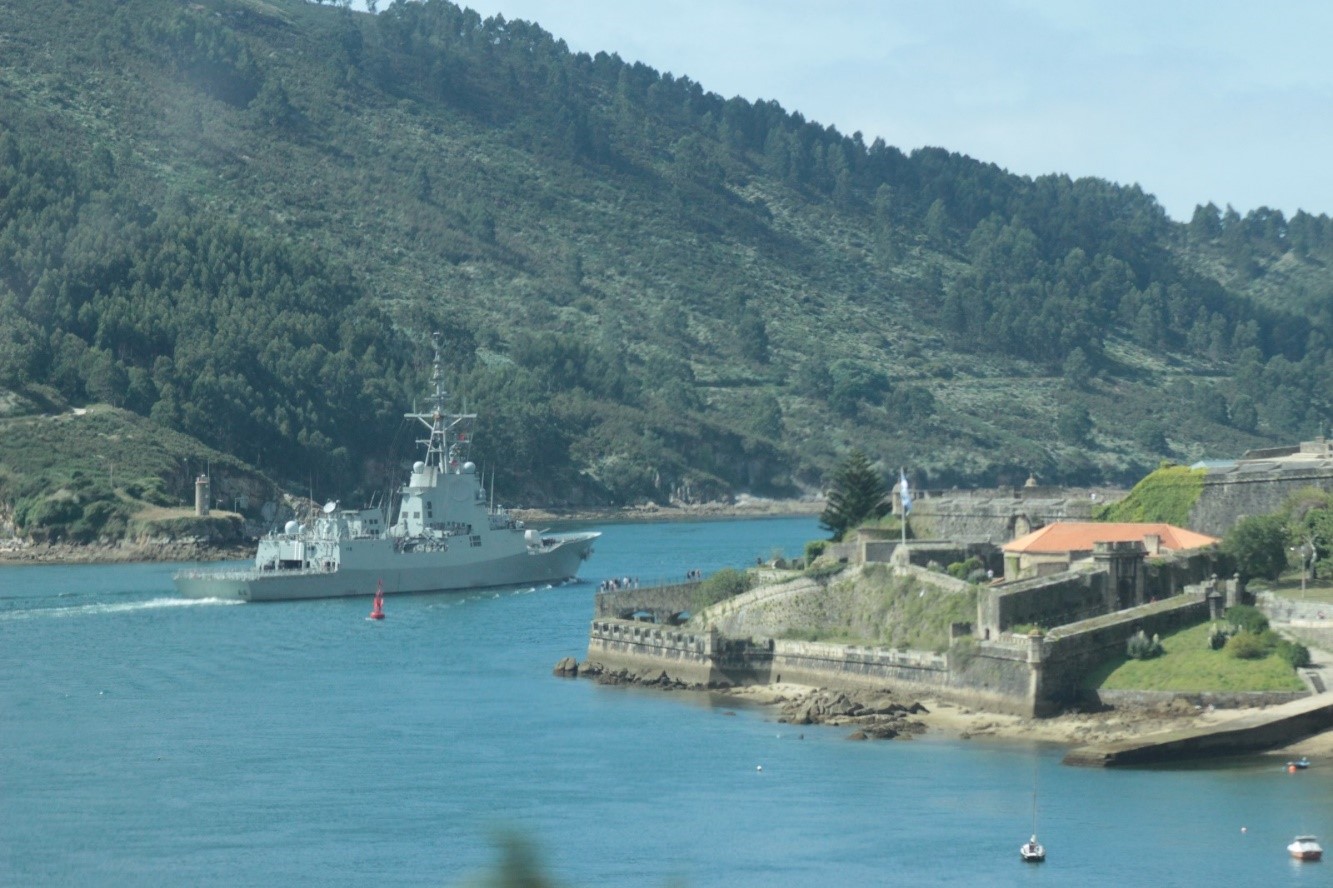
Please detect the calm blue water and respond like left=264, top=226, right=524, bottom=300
left=2, top=516, right=1330, bottom=887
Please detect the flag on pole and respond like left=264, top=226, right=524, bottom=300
left=899, top=469, right=912, bottom=515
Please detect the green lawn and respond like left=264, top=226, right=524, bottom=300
left=1251, top=573, right=1333, bottom=605
left=1082, top=623, right=1306, bottom=692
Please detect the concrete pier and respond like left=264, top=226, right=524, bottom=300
left=1063, top=693, right=1333, bottom=766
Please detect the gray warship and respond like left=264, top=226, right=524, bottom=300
left=174, top=336, right=599, bottom=602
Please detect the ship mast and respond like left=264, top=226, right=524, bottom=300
left=406, top=332, right=476, bottom=474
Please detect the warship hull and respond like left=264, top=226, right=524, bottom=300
left=175, top=532, right=597, bottom=602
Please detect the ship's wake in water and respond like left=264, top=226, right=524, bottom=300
left=0, top=596, right=242, bottom=622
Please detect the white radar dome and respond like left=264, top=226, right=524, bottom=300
left=413, top=461, right=426, bottom=473
left=524, top=529, right=541, bottom=546
left=463, top=461, right=477, bottom=474
left=284, top=520, right=299, bottom=535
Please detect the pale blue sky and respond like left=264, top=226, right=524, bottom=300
left=358, top=1, right=1333, bottom=222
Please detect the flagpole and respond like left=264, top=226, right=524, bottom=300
left=900, top=467, right=907, bottom=547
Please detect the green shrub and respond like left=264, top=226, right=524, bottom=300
left=1276, top=639, right=1312, bottom=669
left=1126, top=629, right=1164, bottom=660
left=1207, top=623, right=1231, bottom=650
left=804, top=562, right=846, bottom=580
left=68, top=499, right=127, bottom=542
left=691, top=567, right=753, bottom=614
left=124, top=476, right=175, bottom=506
left=947, top=555, right=983, bottom=579
left=1225, top=604, right=1270, bottom=635
left=804, top=539, right=827, bottom=564
left=1225, top=632, right=1268, bottom=660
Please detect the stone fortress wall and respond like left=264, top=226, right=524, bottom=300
left=584, top=449, right=1333, bottom=718
left=1188, top=439, right=1333, bottom=536
left=586, top=546, right=1230, bottom=717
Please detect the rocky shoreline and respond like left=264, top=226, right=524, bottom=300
left=553, top=656, right=1333, bottom=755
left=512, top=495, right=823, bottom=525
left=554, top=658, right=930, bottom=740
left=0, top=537, right=251, bottom=565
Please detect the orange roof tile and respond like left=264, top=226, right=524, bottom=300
left=1002, top=522, right=1219, bottom=554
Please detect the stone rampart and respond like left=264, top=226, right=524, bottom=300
left=768, top=640, right=948, bottom=694
left=1190, top=461, right=1333, bottom=537
left=1037, top=595, right=1210, bottom=709
left=587, top=619, right=723, bottom=685
left=980, top=549, right=1220, bottom=638
left=951, top=638, right=1044, bottom=716
left=585, top=571, right=1219, bottom=718
left=699, top=567, right=968, bottom=640
left=983, top=569, right=1108, bottom=638
left=908, top=489, right=1116, bottom=543
left=829, top=537, right=999, bottom=572
left=696, top=576, right=823, bottom=636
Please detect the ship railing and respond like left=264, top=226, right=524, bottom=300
left=174, top=565, right=335, bottom=580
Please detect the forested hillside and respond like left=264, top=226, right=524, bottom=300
left=4, top=0, right=1333, bottom=540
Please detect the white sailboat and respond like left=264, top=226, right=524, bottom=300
left=1020, top=768, right=1046, bottom=863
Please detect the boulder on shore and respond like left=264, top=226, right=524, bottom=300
left=776, top=687, right=927, bottom=740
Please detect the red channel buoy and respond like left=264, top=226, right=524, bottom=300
left=369, top=579, right=386, bottom=621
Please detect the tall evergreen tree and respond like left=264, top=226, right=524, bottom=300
left=819, top=449, right=888, bottom=541
left=1223, top=514, right=1289, bottom=582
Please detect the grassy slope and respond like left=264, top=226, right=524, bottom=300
left=779, top=564, right=979, bottom=652
left=1083, top=622, right=1305, bottom=693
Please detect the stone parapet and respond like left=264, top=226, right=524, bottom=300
left=768, top=641, right=949, bottom=696
left=594, top=581, right=698, bottom=621
left=586, top=618, right=723, bottom=685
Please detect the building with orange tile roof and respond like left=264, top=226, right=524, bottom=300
left=1002, top=522, right=1220, bottom=579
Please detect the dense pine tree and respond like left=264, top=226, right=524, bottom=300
left=819, top=450, right=888, bottom=541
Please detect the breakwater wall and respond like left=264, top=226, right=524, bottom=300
left=1084, top=689, right=1309, bottom=710
left=1064, top=694, right=1333, bottom=766
left=587, top=620, right=727, bottom=686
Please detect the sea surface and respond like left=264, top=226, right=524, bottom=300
left=2, top=516, right=1331, bottom=887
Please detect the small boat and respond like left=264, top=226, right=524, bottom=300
left=1286, top=756, right=1311, bottom=770
left=1288, top=835, right=1322, bottom=861
left=1020, top=768, right=1045, bottom=863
